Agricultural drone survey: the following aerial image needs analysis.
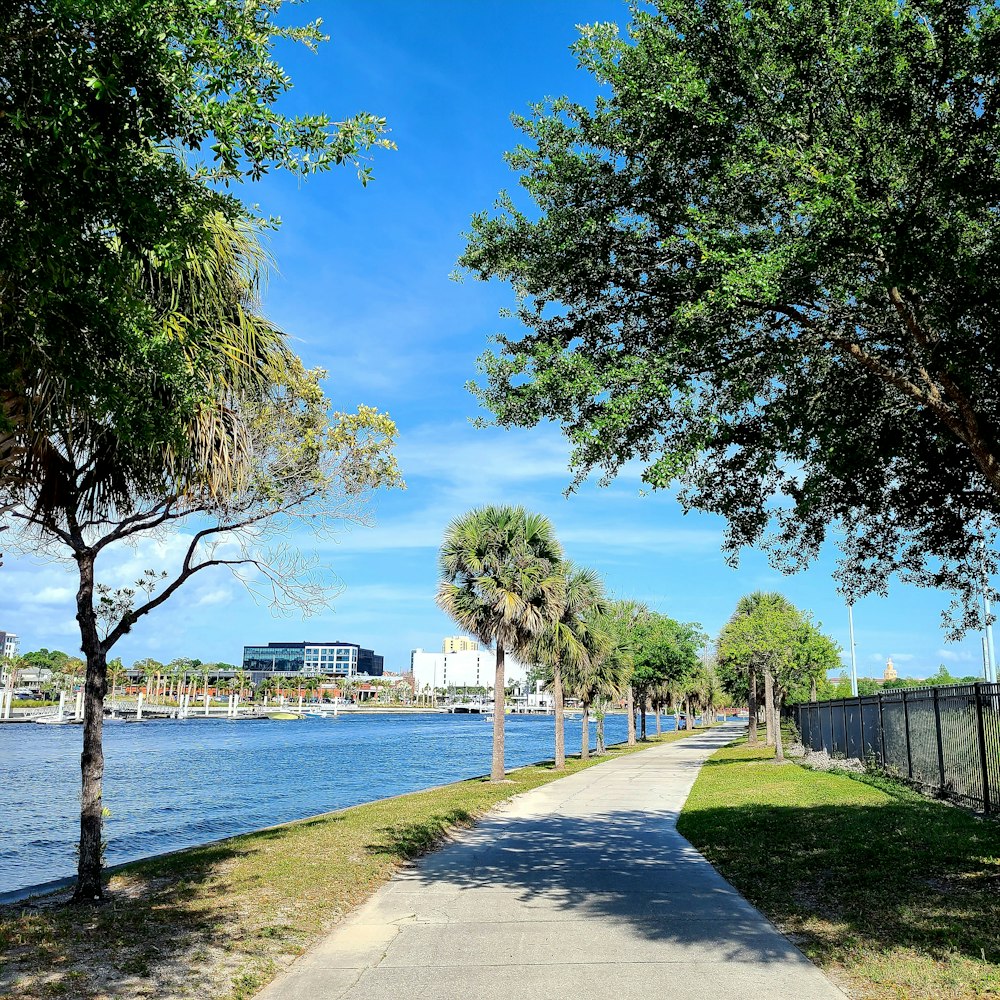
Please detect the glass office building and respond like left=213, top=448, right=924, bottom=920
left=242, top=641, right=384, bottom=680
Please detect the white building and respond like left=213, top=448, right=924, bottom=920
left=410, top=647, right=528, bottom=692
left=0, top=631, right=18, bottom=660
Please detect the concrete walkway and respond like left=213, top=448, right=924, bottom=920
left=259, top=725, right=844, bottom=1000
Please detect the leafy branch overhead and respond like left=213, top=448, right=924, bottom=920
left=460, top=0, right=1000, bottom=633
left=1, top=1, right=394, bottom=519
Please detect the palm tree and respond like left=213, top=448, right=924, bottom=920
left=234, top=669, right=250, bottom=700
left=601, top=600, right=649, bottom=747
left=526, top=563, right=609, bottom=769
left=106, top=658, right=127, bottom=709
left=437, top=505, right=565, bottom=781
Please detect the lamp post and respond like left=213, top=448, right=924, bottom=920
left=848, top=604, right=859, bottom=697
left=977, top=519, right=997, bottom=684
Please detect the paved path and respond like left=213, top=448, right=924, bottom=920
left=260, top=725, right=844, bottom=1000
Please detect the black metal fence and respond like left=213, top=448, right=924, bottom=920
left=793, top=682, right=1000, bottom=814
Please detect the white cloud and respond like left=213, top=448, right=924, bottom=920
left=196, top=588, right=234, bottom=608
left=559, top=524, right=721, bottom=553
left=937, top=648, right=974, bottom=664
left=31, top=586, right=74, bottom=605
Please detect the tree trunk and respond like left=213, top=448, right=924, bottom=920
left=74, top=551, right=107, bottom=902
left=626, top=685, right=636, bottom=746
left=553, top=660, right=565, bottom=769
left=685, top=697, right=691, bottom=731
left=491, top=646, right=506, bottom=781
left=764, top=667, right=776, bottom=746
left=810, top=675, right=818, bottom=702
left=596, top=704, right=606, bottom=755
left=580, top=700, right=590, bottom=760
left=748, top=667, right=759, bottom=746
left=655, top=701, right=662, bottom=737
left=774, top=691, right=785, bottom=762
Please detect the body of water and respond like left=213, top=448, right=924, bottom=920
left=0, top=710, right=667, bottom=896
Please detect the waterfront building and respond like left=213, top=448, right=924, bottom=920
left=0, top=631, right=18, bottom=660
left=410, top=647, right=527, bottom=693
left=0, top=632, right=19, bottom=685
left=242, top=641, right=384, bottom=682
left=442, top=635, right=479, bottom=653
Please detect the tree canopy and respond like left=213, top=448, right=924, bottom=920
left=460, top=0, right=1000, bottom=633
left=1, top=1, right=393, bottom=516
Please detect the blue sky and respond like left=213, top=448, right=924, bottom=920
left=1, top=0, right=990, bottom=679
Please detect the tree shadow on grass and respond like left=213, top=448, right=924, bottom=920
left=366, top=809, right=475, bottom=861
left=0, top=815, right=356, bottom=999
left=677, top=797, right=1000, bottom=973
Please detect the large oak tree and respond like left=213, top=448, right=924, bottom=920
left=461, top=1, right=1000, bottom=633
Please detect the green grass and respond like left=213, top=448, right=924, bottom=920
left=0, top=730, right=699, bottom=1000
left=678, top=741, right=1000, bottom=999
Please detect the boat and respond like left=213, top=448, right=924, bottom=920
left=35, top=715, right=79, bottom=725
left=266, top=711, right=302, bottom=721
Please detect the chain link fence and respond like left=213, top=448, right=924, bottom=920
left=793, top=682, right=1000, bottom=814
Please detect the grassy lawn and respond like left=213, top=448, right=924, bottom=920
left=0, top=730, right=697, bottom=1000
left=678, top=741, right=1000, bottom=999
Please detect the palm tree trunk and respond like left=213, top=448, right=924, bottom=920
left=626, top=686, right=636, bottom=745
left=639, top=694, right=647, bottom=740
left=655, top=701, right=662, bottom=737
left=748, top=666, right=759, bottom=746
left=580, top=700, right=590, bottom=760
left=553, top=661, right=565, bottom=769
left=74, top=550, right=106, bottom=903
left=491, top=646, right=506, bottom=781
left=764, top=667, right=776, bottom=746
left=774, top=690, right=785, bottom=762
left=596, top=704, right=606, bottom=755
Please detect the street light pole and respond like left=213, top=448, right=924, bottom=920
left=848, top=604, right=859, bottom=697
left=983, top=590, right=997, bottom=684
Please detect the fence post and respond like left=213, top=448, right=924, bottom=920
left=858, top=695, right=866, bottom=761
left=974, top=683, right=992, bottom=814
left=878, top=691, right=887, bottom=767
left=842, top=698, right=850, bottom=758
left=902, top=690, right=913, bottom=780
left=932, top=687, right=945, bottom=792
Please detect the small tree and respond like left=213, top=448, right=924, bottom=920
left=717, top=593, right=814, bottom=762
left=601, top=600, right=650, bottom=747
left=3, top=365, right=400, bottom=901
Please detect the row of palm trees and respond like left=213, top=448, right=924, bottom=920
left=436, top=504, right=717, bottom=781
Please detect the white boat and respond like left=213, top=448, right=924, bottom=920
left=35, top=715, right=79, bottom=725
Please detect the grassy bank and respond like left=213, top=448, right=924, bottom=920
left=0, top=730, right=697, bottom=1000
left=678, top=741, right=1000, bottom=999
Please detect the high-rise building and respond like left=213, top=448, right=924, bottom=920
left=443, top=635, right=479, bottom=653
left=0, top=631, right=18, bottom=660
left=241, top=641, right=384, bottom=682
left=411, top=647, right=526, bottom=691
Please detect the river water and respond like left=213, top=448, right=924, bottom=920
left=0, top=710, right=656, bottom=896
